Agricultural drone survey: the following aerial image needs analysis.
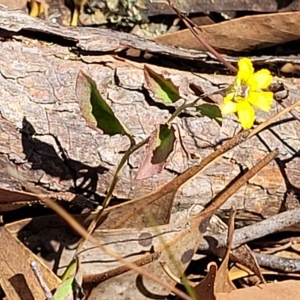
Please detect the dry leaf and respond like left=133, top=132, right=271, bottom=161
left=214, top=208, right=236, bottom=293
left=280, top=63, right=300, bottom=75
left=216, top=280, right=300, bottom=300
left=0, top=226, right=61, bottom=300
left=155, top=12, right=300, bottom=52
left=231, top=245, right=265, bottom=284
left=86, top=212, right=212, bottom=299
left=0, top=187, right=42, bottom=212
left=194, top=262, right=217, bottom=300
left=85, top=148, right=277, bottom=298
left=0, top=186, right=79, bottom=212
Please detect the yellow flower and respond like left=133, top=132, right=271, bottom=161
left=222, top=58, right=273, bottom=129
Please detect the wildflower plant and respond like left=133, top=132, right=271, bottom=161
left=221, top=58, right=274, bottom=129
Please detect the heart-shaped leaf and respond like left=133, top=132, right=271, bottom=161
left=76, top=71, right=129, bottom=136
left=144, top=65, right=180, bottom=104
left=197, top=103, right=222, bottom=125
left=135, top=124, right=176, bottom=180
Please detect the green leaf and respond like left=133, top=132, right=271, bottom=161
left=76, top=71, right=128, bottom=136
left=54, top=259, right=83, bottom=300
left=197, top=104, right=223, bottom=125
left=144, top=65, right=180, bottom=104
left=54, top=276, right=74, bottom=300
left=135, top=124, right=176, bottom=180
left=189, top=82, right=217, bottom=104
left=152, top=125, right=176, bottom=164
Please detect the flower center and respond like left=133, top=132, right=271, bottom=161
left=236, top=84, right=250, bottom=99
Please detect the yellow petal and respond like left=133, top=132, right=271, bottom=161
left=236, top=101, right=255, bottom=129
left=248, top=69, right=273, bottom=90
left=224, top=93, right=235, bottom=102
left=222, top=100, right=237, bottom=114
left=248, top=91, right=273, bottom=112
left=237, top=58, right=254, bottom=83
left=234, top=77, right=242, bottom=87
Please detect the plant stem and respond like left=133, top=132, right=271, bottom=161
left=168, top=0, right=237, bottom=74
left=75, top=136, right=149, bottom=255
left=101, top=137, right=148, bottom=210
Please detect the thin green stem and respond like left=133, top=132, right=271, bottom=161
left=60, top=258, right=76, bottom=281
left=167, top=101, right=197, bottom=124
left=167, top=86, right=227, bottom=125
left=101, top=137, right=148, bottom=210
left=74, top=136, right=149, bottom=256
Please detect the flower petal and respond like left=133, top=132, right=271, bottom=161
left=236, top=101, right=255, bottom=129
left=248, top=69, right=273, bottom=90
left=222, top=100, right=237, bottom=114
left=248, top=91, right=273, bottom=112
left=237, top=58, right=254, bottom=83
left=224, top=93, right=235, bottom=102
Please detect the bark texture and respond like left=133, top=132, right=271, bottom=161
left=0, top=7, right=300, bottom=222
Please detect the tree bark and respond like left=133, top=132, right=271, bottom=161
left=0, top=7, right=299, bottom=223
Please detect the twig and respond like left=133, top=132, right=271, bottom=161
left=7, top=168, right=193, bottom=300
left=110, top=130, right=250, bottom=229
left=253, top=252, right=300, bottom=273
left=249, top=100, right=300, bottom=138
left=275, top=98, right=300, bottom=124
left=167, top=0, right=237, bottom=73
left=199, top=207, right=300, bottom=251
left=200, top=149, right=278, bottom=216
left=84, top=147, right=277, bottom=290
left=271, top=81, right=300, bottom=124
left=30, top=261, right=54, bottom=300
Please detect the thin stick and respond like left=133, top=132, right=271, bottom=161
left=249, top=100, right=300, bottom=138
left=110, top=130, right=250, bottom=229
left=200, top=149, right=278, bottom=216
left=83, top=149, right=277, bottom=289
left=253, top=252, right=300, bottom=273
left=31, top=261, right=54, bottom=300
left=275, top=98, right=300, bottom=124
left=167, top=1, right=237, bottom=73
left=7, top=168, right=193, bottom=300
left=200, top=207, right=300, bottom=251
